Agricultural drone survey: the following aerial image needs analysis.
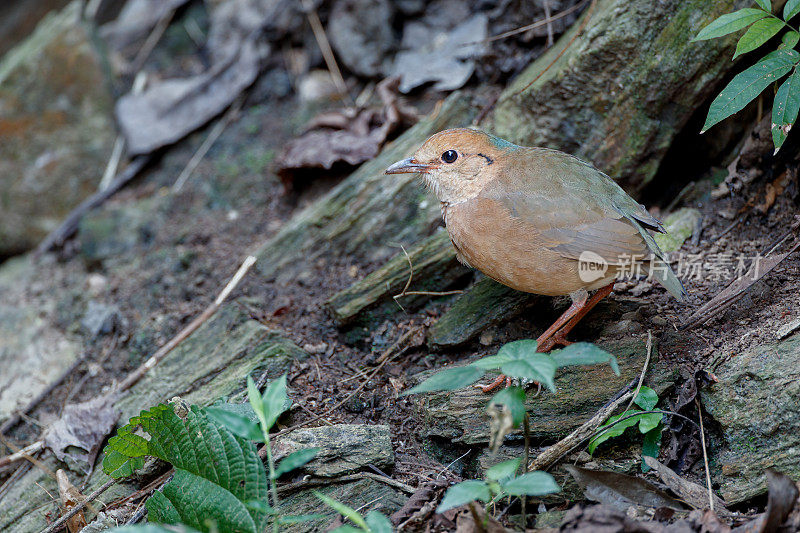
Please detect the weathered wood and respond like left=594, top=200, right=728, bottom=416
left=412, top=337, right=676, bottom=445
left=256, top=94, right=476, bottom=283
left=487, top=0, right=751, bottom=191
left=427, top=277, right=542, bottom=349
left=325, top=230, right=470, bottom=326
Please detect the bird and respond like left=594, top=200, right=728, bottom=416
left=385, top=128, right=686, bottom=392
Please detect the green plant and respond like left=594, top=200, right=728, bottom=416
left=405, top=340, right=620, bottom=522
left=587, top=386, right=663, bottom=472
left=102, top=374, right=322, bottom=533
left=694, top=0, right=800, bottom=152
left=313, top=492, right=393, bottom=533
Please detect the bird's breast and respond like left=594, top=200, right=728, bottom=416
left=443, top=198, right=594, bottom=296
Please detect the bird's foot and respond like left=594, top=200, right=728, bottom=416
left=537, top=332, right=573, bottom=353
left=476, top=374, right=513, bottom=393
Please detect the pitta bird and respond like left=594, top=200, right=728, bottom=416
left=386, top=128, right=686, bottom=392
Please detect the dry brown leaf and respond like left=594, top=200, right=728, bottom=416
left=644, top=456, right=730, bottom=515
left=564, top=465, right=685, bottom=511
left=56, top=469, right=87, bottom=533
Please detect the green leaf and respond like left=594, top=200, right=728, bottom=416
left=262, top=375, right=289, bottom=431
left=501, top=471, right=560, bottom=497
left=110, top=525, right=203, bottom=533
left=274, top=448, right=319, bottom=478
left=755, top=0, right=772, bottom=12
left=314, top=491, right=369, bottom=530
left=641, top=425, right=662, bottom=473
left=733, top=17, right=785, bottom=59
left=587, top=410, right=642, bottom=454
left=437, top=480, right=491, bottom=512
left=330, top=527, right=365, bottom=533
left=501, top=356, right=556, bottom=392
left=772, top=67, right=800, bottom=151
left=693, top=8, right=769, bottom=41
left=782, top=30, right=800, bottom=48
left=490, top=387, right=526, bottom=427
left=205, top=407, right=263, bottom=442
left=633, top=386, right=659, bottom=411
left=102, top=404, right=270, bottom=532
left=403, top=366, right=485, bottom=395
left=485, top=459, right=521, bottom=482
left=552, top=343, right=619, bottom=375
left=786, top=0, right=800, bottom=21
left=703, top=48, right=800, bottom=132
left=496, top=339, right=539, bottom=360
left=636, top=412, right=664, bottom=434
left=365, top=511, right=394, bottom=533
left=247, top=376, right=266, bottom=427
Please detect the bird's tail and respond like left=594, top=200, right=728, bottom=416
left=645, top=258, right=688, bottom=303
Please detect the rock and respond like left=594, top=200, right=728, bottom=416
left=278, top=478, right=406, bottom=533
left=0, top=257, right=82, bottom=424
left=329, top=0, right=396, bottom=77
left=80, top=301, right=123, bottom=338
left=776, top=316, right=800, bottom=340
left=701, top=333, right=800, bottom=504
left=413, top=337, right=676, bottom=444
left=325, top=230, right=469, bottom=326
left=0, top=1, right=115, bottom=256
left=0, top=303, right=310, bottom=531
left=427, top=277, right=540, bottom=349
left=273, top=424, right=394, bottom=477
left=654, top=208, right=702, bottom=253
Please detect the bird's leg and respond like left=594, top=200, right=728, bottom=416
left=537, top=283, right=614, bottom=353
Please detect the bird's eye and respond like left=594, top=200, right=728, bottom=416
left=441, top=150, right=458, bottom=164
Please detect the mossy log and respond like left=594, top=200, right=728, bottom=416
left=487, top=0, right=752, bottom=191
left=412, top=337, right=676, bottom=445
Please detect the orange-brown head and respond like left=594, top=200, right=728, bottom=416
left=385, top=128, right=520, bottom=204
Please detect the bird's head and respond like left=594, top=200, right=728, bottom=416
left=385, top=128, right=518, bottom=204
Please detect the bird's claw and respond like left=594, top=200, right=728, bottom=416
left=476, top=374, right=513, bottom=393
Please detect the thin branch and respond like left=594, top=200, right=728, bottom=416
left=39, top=478, right=116, bottom=533
left=697, top=399, right=714, bottom=511
left=475, top=0, right=589, bottom=44
left=301, top=0, right=352, bottom=104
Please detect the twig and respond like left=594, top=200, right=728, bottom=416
left=374, top=325, right=423, bottom=365
left=39, top=478, right=116, bottom=533
left=116, top=255, right=257, bottom=392
left=529, top=385, right=634, bottom=471
left=513, top=0, right=597, bottom=97
left=130, top=7, right=176, bottom=74
left=475, top=0, right=590, bottom=44
left=619, top=331, right=652, bottom=416
left=521, top=414, right=530, bottom=527
left=0, top=462, right=32, bottom=503
left=172, top=97, right=245, bottom=192
left=543, top=0, right=555, bottom=47
left=99, top=137, right=126, bottom=191
left=34, top=156, right=151, bottom=257
left=0, top=441, right=45, bottom=469
left=696, top=399, right=714, bottom=512
left=301, top=0, right=352, bottom=105
left=392, top=244, right=463, bottom=312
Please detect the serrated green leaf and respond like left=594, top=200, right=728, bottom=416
left=437, top=480, right=491, bottom=512
left=755, top=0, right=772, bottom=12
left=490, top=387, right=526, bottom=427
left=633, top=386, right=659, bottom=411
left=486, top=459, right=521, bottom=482
left=786, top=0, right=800, bottom=21
left=365, top=511, right=394, bottom=533
left=641, top=425, right=662, bottom=473
left=552, top=342, right=619, bottom=375
left=782, top=30, right=800, bottom=48
left=262, top=375, right=288, bottom=431
left=693, top=8, right=769, bottom=41
left=315, top=491, right=369, bottom=529
left=703, top=48, right=800, bottom=131
left=102, top=404, right=270, bottom=532
left=110, top=525, right=203, bottom=533
left=500, top=356, right=556, bottom=392
left=772, top=67, right=800, bottom=151
left=501, top=471, right=560, bottom=497
left=403, top=366, right=485, bottom=395
left=205, top=407, right=263, bottom=442
left=734, top=17, right=785, bottom=59
left=274, top=448, right=319, bottom=478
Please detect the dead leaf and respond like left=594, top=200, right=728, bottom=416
left=276, top=76, right=417, bottom=187
left=100, top=0, right=190, bottom=51
left=732, top=470, right=798, bottom=533
left=454, top=503, right=514, bottom=533
left=644, top=457, right=730, bottom=515
left=56, top=469, right=87, bottom=533
left=390, top=14, right=488, bottom=93
left=43, top=396, right=120, bottom=473
left=564, top=465, right=685, bottom=511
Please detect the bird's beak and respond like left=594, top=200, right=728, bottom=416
left=385, top=158, right=437, bottom=174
